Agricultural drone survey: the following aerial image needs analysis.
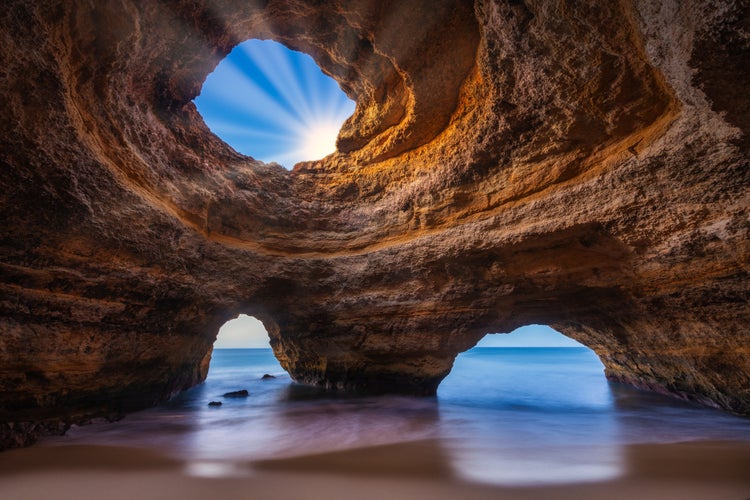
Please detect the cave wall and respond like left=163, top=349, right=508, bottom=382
left=1, top=0, right=748, bottom=448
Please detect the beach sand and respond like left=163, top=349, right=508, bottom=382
left=0, top=439, right=748, bottom=500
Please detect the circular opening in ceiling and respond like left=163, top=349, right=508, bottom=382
left=194, top=39, right=355, bottom=169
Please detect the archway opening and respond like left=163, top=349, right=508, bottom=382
left=437, top=325, right=617, bottom=485
left=194, top=39, right=355, bottom=168
left=439, top=324, right=609, bottom=409
left=207, top=314, right=286, bottom=390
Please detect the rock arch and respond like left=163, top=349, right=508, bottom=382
left=1, top=0, right=748, bottom=447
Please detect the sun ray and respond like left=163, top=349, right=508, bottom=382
left=243, top=41, right=314, bottom=125
left=237, top=42, right=301, bottom=118
left=208, top=122, right=299, bottom=143
left=297, top=49, right=330, bottom=119
left=195, top=39, right=355, bottom=168
left=230, top=45, right=301, bottom=123
left=196, top=61, right=300, bottom=130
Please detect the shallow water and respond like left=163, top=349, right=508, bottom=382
left=47, top=347, right=750, bottom=485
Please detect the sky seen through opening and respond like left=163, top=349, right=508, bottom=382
left=214, top=315, right=584, bottom=349
left=194, top=39, right=355, bottom=168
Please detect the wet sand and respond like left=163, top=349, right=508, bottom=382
left=0, top=440, right=749, bottom=500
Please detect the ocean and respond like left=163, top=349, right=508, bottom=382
left=45, top=347, right=750, bottom=486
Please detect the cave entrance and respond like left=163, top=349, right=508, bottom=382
left=207, top=314, right=285, bottom=385
left=194, top=39, right=355, bottom=168
left=437, top=325, right=619, bottom=486
left=438, top=325, right=611, bottom=409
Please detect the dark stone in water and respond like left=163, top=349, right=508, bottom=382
left=261, top=374, right=276, bottom=380
left=223, top=389, right=249, bottom=398
left=207, top=401, right=222, bottom=407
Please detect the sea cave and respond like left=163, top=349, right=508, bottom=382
left=1, top=0, right=748, bottom=463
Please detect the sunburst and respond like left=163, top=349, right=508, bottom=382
left=194, top=39, right=355, bottom=168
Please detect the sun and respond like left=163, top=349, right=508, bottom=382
left=194, top=39, right=355, bottom=168
left=299, top=121, right=342, bottom=161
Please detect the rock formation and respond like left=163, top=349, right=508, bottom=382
left=1, top=0, right=748, bottom=448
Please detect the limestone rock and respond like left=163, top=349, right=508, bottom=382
left=0, top=0, right=748, bottom=449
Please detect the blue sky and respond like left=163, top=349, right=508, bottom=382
left=475, top=325, right=583, bottom=347
left=194, top=39, right=355, bottom=168
left=214, top=315, right=582, bottom=349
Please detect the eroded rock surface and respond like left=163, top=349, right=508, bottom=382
left=1, top=0, right=748, bottom=448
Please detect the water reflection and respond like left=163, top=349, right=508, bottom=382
left=446, top=442, right=622, bottom=486
left=43, top=348, right=750, bottom=488
left=609, top=381, right=750, bottom=444
left=182, top=361, right=442, bottom=461
left=184, top=460, right=252, bottom=478
left=437, top=347, right=623, bottom=485
left=252, top=439, right=454, bottom=479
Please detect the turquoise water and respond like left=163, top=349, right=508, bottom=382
left=49, top=347, right=750, bottom=485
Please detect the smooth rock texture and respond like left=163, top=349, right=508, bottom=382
left=0, top=0, right=748, bottom=448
